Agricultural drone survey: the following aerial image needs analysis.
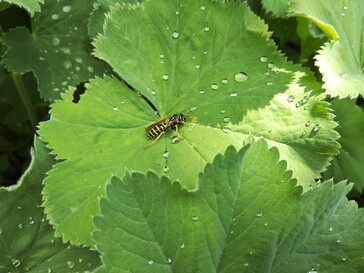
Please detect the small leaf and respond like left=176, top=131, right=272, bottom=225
left=94, top=139, right=364, bottom=273
left=261, top=0, right=289, bottom=17
left=0, top=0, right=44, bottom=16
left=0, top=137, right=101, bottom=272
left=324, top=98, right=364, bottom=192
left=290, top=0, right=364, bottom=98
left=0, top=0, right=107, bottom=100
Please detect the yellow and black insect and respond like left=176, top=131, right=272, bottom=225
left=145, top=110, right=196, bottom=147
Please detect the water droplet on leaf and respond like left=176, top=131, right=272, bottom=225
left=260, top=56, right=268, bottom=62
left=234, top=72, right=248, bottom=82
left=62, top=5, right=72, bottom=13
left=211, top=83, right=218, bottom=90
left=172, top=31, right=180, bottom=39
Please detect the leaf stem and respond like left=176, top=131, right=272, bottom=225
left=0, top=25, right=37, bottom=131
left=11, top=72, right=37, bottom=131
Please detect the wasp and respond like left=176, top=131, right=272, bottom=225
left=145, top=110, right=197, bottom=148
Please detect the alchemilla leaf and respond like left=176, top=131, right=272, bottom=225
left=324, top=98, right=364, bottom=192
left=40, top=0, right=339, bottom=245
left=1, top=0, right=106, bottom=100
left=290, top=0, right=364, bottom=98
left=0, top=0, right=44, bottom=16
left=93, top=140, right=364, bottom=273
left=0, top=138, right=101, bottom=272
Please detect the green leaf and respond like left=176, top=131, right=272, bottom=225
left=0, top=0, right=43, bottom=16
left=88, top=0, right=140, bottom=38
left=93, top=139, right=364, bottom=273
left=261, top=0, right=289, bottom=17
left=324, top=98, right=364, bottom=192
left=290, top=0, right=364, bottom=98
left=0, top=137, right=101, bottom=272
left=40, top=0, right=339, bottom=245
left=0, top=0, right=107, bottom=101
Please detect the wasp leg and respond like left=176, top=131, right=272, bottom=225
left=175, top=125, right=184, bottom=140
left=144, top=131, right=165, bottom=149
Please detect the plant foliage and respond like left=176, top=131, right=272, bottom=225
left=0, top=0, right=363, bottom=272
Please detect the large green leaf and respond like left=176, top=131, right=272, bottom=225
left=39, top=0, right=339, bottom=245
left=93, top=139, right=364, bottom=273
left=0, top=0, right=43, bottom=16
left=290, top=0, right=364, bottom=98
left=0, top=137, right=101, bottom=272
left=0, top=0, right=106, bottom=100
left=324, top=98, right=364, bottom=193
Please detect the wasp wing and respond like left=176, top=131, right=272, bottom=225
left=145, top=117, right=169, bottom=132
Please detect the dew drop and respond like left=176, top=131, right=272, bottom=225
left=341, top=257, right=347, bottom=262
left=305, top=121, right=311, bottom=127
left=192, top=215, right=198, bottom=221
left=62, top=5, right=72, bottom=13
left=51, top=14, right=59, bottom=20
left=151, top=90, right=156, bottom=95
left=171, top=136, right=180, bottom=144
left=268, top=128, right=272, bottom=133
left=17, top=205, right=22, bottom=210
left=260, top=56, right=268, bottom=63
left=180, top=243, right=185, bottom=248
left=172, top=31, right=180, bottom=39
left=63, top=61, right=72, bottom=69
left=234, top=72, right=248, bottom=82
left=220, top=109, right=226, bottom=114
left=113, top=106, right=119, bottom=111
left=75, top=57, right=83, bottom=64
left=301, top=96, right=309, bottom=104
left=165, top=258, right=172, bottom=263
left=256, top=211, right=263, bottom=218
left=48, top=268, right=52, bottom=273
left=343, top=6, right=348, bottom=10
left=200, top=5, right=206, bottom=11
left=87, top=66, right=94, bottom=73
left=162, top=74, right=169, bottom=80
left=158, top=54, right=164, bottom=59
left=221, top=78, right=228, bottom=84
left=296, top=101, right=302, bottom=108
left=203, top=50, right=208, bottom=55
left=223, top=117, right=230, bottom=123
left=199, top=89, right=205, bottom=94
left=148, top=260, right=154, bottom=265
left=163, top=151, right=169, bottom=159
left=301, top=131, right=307, bottom=137
left=308, top=268, right=318, bottom=273
left=336, top=239, right=341, bottom=244
left=204, top=26, right=210, bottom=32
left=313, top=124, right=321, bottom=132
left=222, top=128, right=232, bottom=134
left=52, top=37, right=60, bottom=46
left=66, top=260, right=75, bottom=269
left=287, top=95, right=295, bottom=102
left=163, top=166, right=170, bottom=173
left=12, top=259, right=21, bottom=268
left=230, top=92, right=238, bottom=97
left=211, top=83, right=218, bottom=90
left=175, top=11, right=179, bottom=15
left=267, top=62, right=274, bottom=68
left=244, top=263, right=249, bottom=267
left=18, top=223, right=23, bottom=229
left=195, top=64, right=200, bottom=69
left=329, top=226, right=334, bottom=232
